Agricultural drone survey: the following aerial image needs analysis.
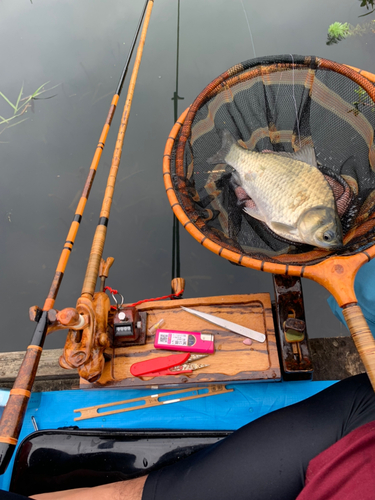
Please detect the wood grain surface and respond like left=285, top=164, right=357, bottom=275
left=81, top=293, right=281, bottom=389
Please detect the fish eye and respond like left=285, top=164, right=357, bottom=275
left=323, top=230, right=334, bottom=242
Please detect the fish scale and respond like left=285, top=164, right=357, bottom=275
left=232, top=150, right=335, bottom=227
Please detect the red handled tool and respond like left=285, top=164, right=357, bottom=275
left=130, top=353, right=209, bottom=377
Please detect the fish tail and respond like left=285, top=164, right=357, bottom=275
left=207, top=129, right=237, bottom=165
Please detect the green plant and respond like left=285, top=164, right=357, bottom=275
left=348, top=86, right=375, bottom=116
left=326, top=0, right=375, bottom=45
left=359, top=0, right=375, bottom=17
left=327, top=22, right=350, bottom=45
left=0, top=82, right=58, bottom=134
left=326, top=19, right=375, bottom=45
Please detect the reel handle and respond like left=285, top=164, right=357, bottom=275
left=99, top=257, right=115, bottom=279
left=171, top=277, right=185, bottom=297
left=99, top=257, right=115, bottom=291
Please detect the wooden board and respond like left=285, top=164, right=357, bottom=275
left=80, top=293, right=280, bottom=389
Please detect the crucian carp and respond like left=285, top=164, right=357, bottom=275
left=207, top=130, right=343, bottom=249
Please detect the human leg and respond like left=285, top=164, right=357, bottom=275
left=142, top=373, right=375, bottom=500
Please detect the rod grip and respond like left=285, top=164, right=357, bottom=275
left=342, top=304, right=375, bottom=391
left=81, top=225, right=107, bottom=297
left=0, top=346, right=42, bottom=473
left=0, top=311, right=48, bottom=474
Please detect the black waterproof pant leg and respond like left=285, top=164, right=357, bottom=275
left=142, top=373, right=375, bottom=500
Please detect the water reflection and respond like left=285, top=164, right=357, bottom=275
left=1, top=0, right=373, bottom=351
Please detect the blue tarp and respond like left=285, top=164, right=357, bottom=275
left=0, top=378, right=336, bottom=491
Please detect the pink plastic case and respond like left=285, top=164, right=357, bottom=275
left=154, top=329, right=215, bottom=354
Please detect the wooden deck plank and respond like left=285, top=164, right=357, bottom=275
left=0, top=337, right=366, bottom=392
left=0, top=348, right=67, bottom=381
left=309, top=337, right=365, bottom=381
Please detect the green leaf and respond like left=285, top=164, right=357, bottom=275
left=358, top=8, right=375, bottom=16
left=32, top=82, right=60, bottom=100
left=14, top=85, right=24, bottom=114
left=16, top=97, right=31, bottom=113
left=0, top=113, right=24, bottom=125
left=0, top=92, right=16, bottom=111
left=0, top=81, right=59, bottom=130
left=31, top=81, right=50, bottom=98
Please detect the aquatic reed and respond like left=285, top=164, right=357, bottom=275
left=0, top=82, right=58, bottom=134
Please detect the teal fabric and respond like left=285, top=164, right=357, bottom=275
left=327, top=258, right=375, bottom=336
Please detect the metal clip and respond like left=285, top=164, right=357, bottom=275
left=111, top=292, right=124, bottom=311
left=31, top=416, right=38, bottom=431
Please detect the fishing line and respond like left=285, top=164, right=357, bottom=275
left=271, top=71, right=283, bottom=137
left=289, top=53, right=302, bottom=148
left=240, top=0, right=257, bottom=58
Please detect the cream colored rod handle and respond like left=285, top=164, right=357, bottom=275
left=342, top=303, right=375, bottom=391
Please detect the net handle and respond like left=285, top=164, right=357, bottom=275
left=342, top=305, right=375, bottom=391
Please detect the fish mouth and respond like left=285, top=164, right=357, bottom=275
left=323, top=241, right=343, bottom=251
left=314, top=233, right=343, bottom=250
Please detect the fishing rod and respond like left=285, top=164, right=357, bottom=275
left=81, top=1, right=154, bottom=300
left=171, top=0, right=184, bottom=295
left=57, top=0, right=155, bottom=383
left=0, top=0, right=153, bottom=475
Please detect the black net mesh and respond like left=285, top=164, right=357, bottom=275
left=170, top=55, right=375, bottom=266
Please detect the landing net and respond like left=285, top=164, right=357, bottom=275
left=166, top=55, right=375, bottom=267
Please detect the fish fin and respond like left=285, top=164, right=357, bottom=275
left=243, top=204, right=266, bottom=222
left=207, top=129, right=237, bottom=165
left=292, top=145, right=317, bottom=166
left=263, top=145, right=317, bottom=167
left=269, top=221, right=298, bottom=236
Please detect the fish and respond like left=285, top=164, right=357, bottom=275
left=207, top=130, right=343, bottom=249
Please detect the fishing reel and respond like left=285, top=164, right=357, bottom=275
left=30, top=257, right=147, bottom=383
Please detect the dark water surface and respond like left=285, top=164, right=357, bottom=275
left=1, top=0, right=374, bottom=351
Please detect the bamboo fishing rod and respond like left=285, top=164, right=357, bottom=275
left=171, top=0, right=183, bottom=287
left=0, top=0, right=153, bottom=475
